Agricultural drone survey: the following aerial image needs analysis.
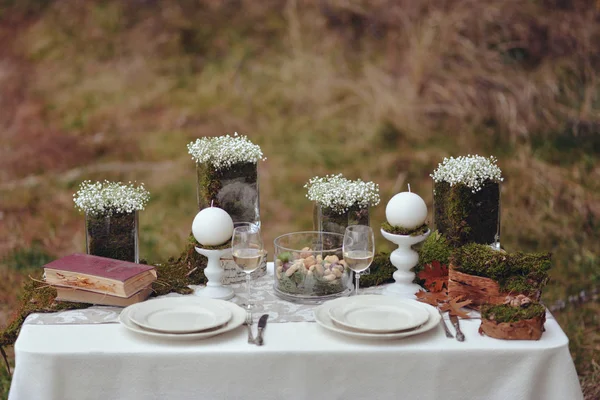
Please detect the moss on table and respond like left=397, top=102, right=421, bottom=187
left=194, top=238, right=232, bottom=251
left=150, top=233, right=208, bottom=296
left=381, top=222, right=429, bottom=236
left=481, top=303, right=546, bottom=323
left=412, top=230, right=453, bottom=286
left=359, top=252, right=396, bottom=287
left=451, top=243, right=551, bottom=294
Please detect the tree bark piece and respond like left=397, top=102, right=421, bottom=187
left=479, top=314, right=546, bottom=340
left=448, top=265, right=541, bottom=309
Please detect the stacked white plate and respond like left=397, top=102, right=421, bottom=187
left=314, top=295, right=440, bottom=340
left=119, top=297, right=245, bottom=340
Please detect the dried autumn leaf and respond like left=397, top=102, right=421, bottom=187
left=415, top=289, right=448, bottom=307
left=439, top=296, right=472, bottom=318
left=417, top=260, right=449, bottom=292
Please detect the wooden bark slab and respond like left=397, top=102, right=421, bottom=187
left=479, top=314, right=546, bottom=340
left=448, top=265, right=541, bottom=309
left=448, top=266, right=506, bottom=308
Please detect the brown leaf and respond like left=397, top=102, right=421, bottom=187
left=417, top=260, right=448, bottom=292
left=415, top=289, right=448, bottom=307
left=439, top=296, right=472, bottom=318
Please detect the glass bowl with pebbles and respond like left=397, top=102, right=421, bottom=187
left=273, top=231, right=352, bottom=303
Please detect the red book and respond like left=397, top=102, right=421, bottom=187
left=43, top=253, right=157, bottom=298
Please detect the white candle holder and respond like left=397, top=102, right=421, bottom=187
left=380, top=228, right=431, bottom=299
left=194, top=247, right=234, bottom=300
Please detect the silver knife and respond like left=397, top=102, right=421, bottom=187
left=255, top=314, right=269, bottom=346
left=449, top=315, right=465, bottom=342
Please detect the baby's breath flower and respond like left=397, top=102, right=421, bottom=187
left=430, top=155, right=503, bottom=193
left=305, top=174, right=380, bottom=214
left=187, top=132, right=266, bottom=169
left=73, top=180, right=150, bottom=216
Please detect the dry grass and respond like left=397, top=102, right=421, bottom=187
left=0, top=0, right=599, bottom=397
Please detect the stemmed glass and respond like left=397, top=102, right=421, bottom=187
left=231, top=224, right=265, bottom=310
left=343, top=225, right=375, bottom=296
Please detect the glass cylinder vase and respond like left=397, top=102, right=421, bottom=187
left=85, top=211, right=139, bottom=263
left=313, top=203, right=370, bottom=235
left=196, top=161, right=260, bottom=227
left=433, top=180, right=501, bottom=248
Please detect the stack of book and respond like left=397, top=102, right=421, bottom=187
left=43, top=253, right=157, bottom=307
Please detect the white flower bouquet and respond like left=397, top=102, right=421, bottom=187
left=74, top=180, right=150, bottom=217
left=73, top=180, right=150, bottom=263
left=305, top=174, right=380, bottom=214
left=431, top=155, right=503, bottom=193
left=187, top=132, right=266, bottom=170
left=305, top=174, right=380, bottom=234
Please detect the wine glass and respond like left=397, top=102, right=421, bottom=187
left=343, top=225, right=375, bottom=296
left=231, top=224, right=265, bottom=310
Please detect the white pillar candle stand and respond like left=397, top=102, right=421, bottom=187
left=194, top=247, right=234, bottom=300
left=381, top=228, right=431, bottom=299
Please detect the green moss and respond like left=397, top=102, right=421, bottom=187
left=313, top=279, right=346, bottom=295
left=359, top=252, right=396, bottom=287
left=418, top=230, right=452, bottom=266
left=151, top=233, right=208, bottom=296
left=481, top=303, right=546, bottom=323
left=413, top=230, right=452, bottom=284
left=433, top=180, right=500, bottom=247
left=381, top=222, right=429, bottom=236
left=503, top=276, right=535, bottom=293
left=452, top=243, right=551, bottom=294
left=195, top=238, right=232, bottom=250
left=276, top=270, right=346, bottom=296
left=276, top=273, right=299, bottom=293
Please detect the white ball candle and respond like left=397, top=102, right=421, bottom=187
left=192, top=206, right=234, bottom=246
left=385, top=191, right=428, bottom=229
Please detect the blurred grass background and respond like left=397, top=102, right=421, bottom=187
left=0, top=0, right=599, bottom=398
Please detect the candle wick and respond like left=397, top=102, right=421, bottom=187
left=211, top=200, right=214, bottom=207
left=408, top=184, right=411, bottom=192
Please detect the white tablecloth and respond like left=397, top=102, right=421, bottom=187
left=9, top=265, right=583, bottom=400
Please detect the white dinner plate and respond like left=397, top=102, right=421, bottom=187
left=119, top=298, right=245, bottom=340
left=128, top=297, right=232, bottom=333
left=315, top=296, right=440, bottom=340
left=328, top=295, right=430, bottom=333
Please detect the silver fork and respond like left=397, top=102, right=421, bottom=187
left=438, top=309, right=454, bottom=338
left=244, top=312, right=255, bottom=344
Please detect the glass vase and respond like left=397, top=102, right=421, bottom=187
left=85, top=211, right=139, bottom=263
left=196, top=161, right=260, bottom=227
left=274, top=231, right=352, bottom=303
left=433, top=180, right=501, bottom=248
left=312, top=203, right=370, bottom=235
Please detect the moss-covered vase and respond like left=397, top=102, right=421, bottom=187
left=196, top=161, right=260, bottom=227
left=433, top=180, right=500, bottom=248
left=313, top=203, right=370, bottom=235
left=85, top=211, right=139, bottom=263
